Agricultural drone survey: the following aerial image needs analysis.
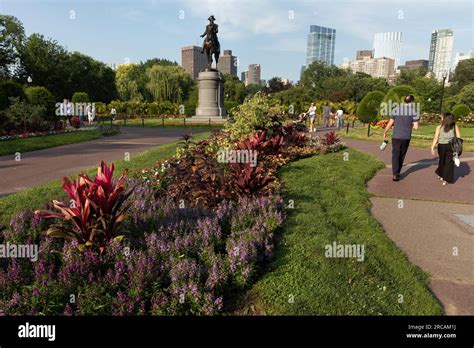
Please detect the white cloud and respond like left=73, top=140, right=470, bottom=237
left=178, top=0, right=302, bottom=39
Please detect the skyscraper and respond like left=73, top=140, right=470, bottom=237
left=247, top=64, right=261, bottom=85
left=241, top=71, right=248, bottom=84
left=181, top=46, right=208, bottom=80
left=373, top=32, right=402, bottom=68
left=217, top=50, right=238, bottom=76
left=306, top=25, right=336, bottom=67
left=428, top=29, right=454, bottom=80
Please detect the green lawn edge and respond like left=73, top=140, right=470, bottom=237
left=239, top=149, right=443, bottom=315
left=0, top=132, right=211, bottom=225
left=0, top=129, right=112, bottom=157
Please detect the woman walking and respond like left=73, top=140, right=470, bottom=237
left=306, top=103, right=317, bottom=132
left=430, top=112, right=461, bottom=185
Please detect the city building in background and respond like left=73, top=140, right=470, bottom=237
left=241, top=71, right=248, bottom=84
left=454, top=50, right=473, bottom=69
left=356, top=50, right=374, bottom=60
left=305, top=25, right=336, bottom=67
left=373, top=32, right=402, bottom=68
left=247, top=64, right=261, bottom=85
left=428, top=29, right=454, bottom=80
left=181, top=45, right=208, bottom=80
left=344, top=56, right=395, bottom=79
left=216, top=50, right=238, bottom=76
left=399, top=59, right=429, bottom=71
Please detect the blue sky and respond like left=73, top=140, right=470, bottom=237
left=1, top=0, right=472, bottom=82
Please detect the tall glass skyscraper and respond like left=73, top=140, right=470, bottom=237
left=373, top=32, right=402, bottom=68
left=306, top=25, right=336, bottom=67
left=428, top=29, right=454, bottom=80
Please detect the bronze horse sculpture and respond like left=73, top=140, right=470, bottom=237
left=200, top=15, right=220, bottom=69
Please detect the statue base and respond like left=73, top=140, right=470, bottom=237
left=193, top=70, right=227, bottom=120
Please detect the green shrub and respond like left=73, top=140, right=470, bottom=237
left=71, top=92, right=89, bottom=103
left=2, top=97, right=48, bottom=133
left=225, top=91, right=286, bottom=141
left=25, top=86, right=56, bottom=121
left=356, top=91, right=385, bottom=123
left=452, top=104, right=471, bottom=118
left=383, top=85, right=417, bottom=104
left=0, top=81, right=26, bottom=110
left=457, top=83, right=474, bottom=110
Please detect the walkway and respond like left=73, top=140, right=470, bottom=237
left=342, top=136, right=474, bottom=315
left=0, top=127, right=207, bottom=197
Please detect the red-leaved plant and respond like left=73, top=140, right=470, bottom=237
left=227, top=162, right=275, bottom=198
left=323, top=131, right=340, bottom=146
left=36, top=161, right=133, bottom=252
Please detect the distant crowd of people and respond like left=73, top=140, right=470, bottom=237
left=59, top=99, right=96, bottom=127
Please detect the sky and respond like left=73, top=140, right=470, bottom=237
left=1, top=0, right=473, bottom=82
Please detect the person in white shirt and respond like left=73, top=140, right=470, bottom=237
left=111, top=107, right=117, bottom=121
left=87, top=103, right=95, bottom=125
left=335, top=109, right=344, bottom=130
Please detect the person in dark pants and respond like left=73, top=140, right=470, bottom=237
left=431, top=113, right=461, bottom=185
left=383, top=95, right=419, bottom=181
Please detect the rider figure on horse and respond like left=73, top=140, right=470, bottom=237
left=200, top=15, right=220, bottom=68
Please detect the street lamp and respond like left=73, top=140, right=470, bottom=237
left=439, top=71, right=448, bottom=114
left=27, top=76, right=32, bottom=86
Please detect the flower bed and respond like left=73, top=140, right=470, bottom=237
left=0, top=94, right=345, bottom=316
left=0, top=128, right=88, bottom=142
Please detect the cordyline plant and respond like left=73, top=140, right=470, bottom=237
left=36, top=161, right=133, bottom=252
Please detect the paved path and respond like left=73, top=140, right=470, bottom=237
left=339, top=134, right=474, bottom=315
left=0, top=127, right=207, bottom=196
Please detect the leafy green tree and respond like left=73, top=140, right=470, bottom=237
left=184, top=85, right=198, bottom=116
left=264, top=77, right=291, bottom=94
left=115, top=64, right=142, bottom=101
left=71, top=92, right=89, bottom=103
left=2, top=97, right=47, bottom=133
left=145, top=65, right=192, bottom=103
left=223, top=74, right=246, bottom=103
left=0, top=15, right=25, bottom=79
left=25, top=86, right=55, bottom=121
left=244, top=83, right=263, bottom=99
left=271, top=85, right=312, bottom=116
left=450, top=59, right=474, bottom=91
left=452, top=104, right=471, bottom=118
left=395, top=67, right=429, bottom=85
left=456, top=83, right=474, bottom=109
left=356, top=91, right=385, bottom=123
left=0, top=80, right=25, bottom=110
left=412, top=77, right=441, bottom=113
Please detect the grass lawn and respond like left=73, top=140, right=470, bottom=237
left=0, top=132, right=211, bottom=225
left=99, top=117, right=224, bottom=129
left=0, top=129, right=118, bottom=157
left=234, top=149, right=442, bottom=315
left=339, top=124, right=474, bottom=152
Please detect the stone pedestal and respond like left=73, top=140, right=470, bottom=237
left=190, top=70, right=226, bottom=123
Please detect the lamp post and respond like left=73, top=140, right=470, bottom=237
left=27, top=76, right=32, bottom=86
left=439, top=71, right=448, bottom=114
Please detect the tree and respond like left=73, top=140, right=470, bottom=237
left=25, top=86, right=56, bottom=121
left=395, top=67, right=428, bottom=85
left=245, top=83, right=263, bottom=99
left=451, top=59, right=474, bottom=91
left=115, top=64, right=143, bottom=101
left=412, top=77, right=441, bottom=113
left=72, top=92, right=89, bottom=103
left=0, top=80, right=25, bottom=110
left=264, top=77, right=291, bottom=94
left=457, top=83, right=474, bottom=110
left=0, top=15, right=25, bottom=79
left=223, top=74, right=246, bottom=103
left=140, top=58, right=178, bottom=70
left=356, top=91, right=385, bottom=123
left=145, top=65, right=193, bottom=103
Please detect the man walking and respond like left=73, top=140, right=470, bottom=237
left=383, top=95, right=419, bottom=181
left=322, top=104, right=333, bottom=128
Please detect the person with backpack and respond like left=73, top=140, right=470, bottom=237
left=430, top=112, right=462, bottom=185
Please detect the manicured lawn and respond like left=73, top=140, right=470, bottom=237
left=234, top=149, right=442, bottom=315
left=0, top=132, right=211, bottom=225
left=0, top=129, right=118, bottom=156
left=339, top=124, right=474, bottom=151
left=99, top=117, right=224, bottom=129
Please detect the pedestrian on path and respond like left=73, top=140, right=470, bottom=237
left=87, top=103, right=95, bottom=126
left=383, top=95, right=420, bottom=181
left=335, top=108, right=344, bottom=130
left=430, top=112, right=461, bottom=185
left=306, top=103, right=317, bottom=132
